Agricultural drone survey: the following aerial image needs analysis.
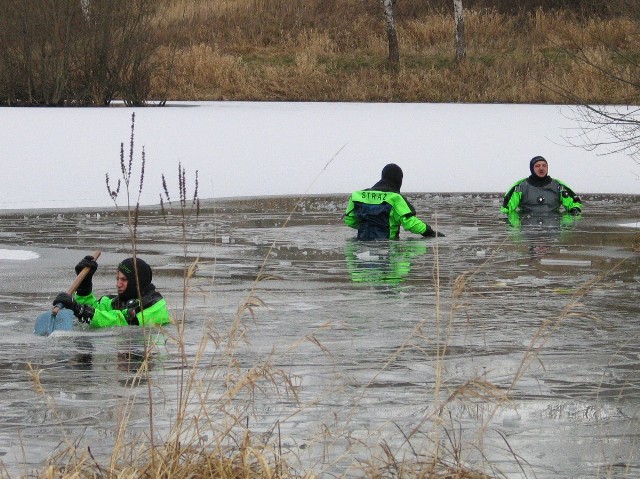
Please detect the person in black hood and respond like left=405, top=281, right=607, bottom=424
left=375, top=163, right=404, bottom=192
left=501, top=156, right=582, bottom=215
left=115, top=257, right=153, bottom=305
left=53, top=256, right=170, bottom=328
left=344, top=163, right=444, bottom=240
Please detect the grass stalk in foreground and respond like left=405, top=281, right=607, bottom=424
left=24, top=140, right=500, bottom=478
left=25, top=123, right=637, bottom=478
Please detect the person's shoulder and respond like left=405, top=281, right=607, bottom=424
left=385, top=191, right=411, bottom=207
left=94, top=294, right=117, bottom=310
left=554, top=178, right=574, bottom=187
left=506, top=178, right=528, bottom=191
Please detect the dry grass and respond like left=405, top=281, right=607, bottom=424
left=19, top=117, right=637, bottom=479
left=22, top=137, right=503, bottom=479
left=26, top=273, right=498, bottom=479
left=148, top=1, right=640, bottom=103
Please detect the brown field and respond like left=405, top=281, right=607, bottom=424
left=148, top=0, right=640, bottom=104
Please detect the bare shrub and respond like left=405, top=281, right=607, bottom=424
left=0, top=0, right=167, bottom=106
left=77, top=0, right=165, bottom=106
left=0, top=0, right=84, bottom=105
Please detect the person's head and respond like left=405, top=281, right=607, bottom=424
left=380, top=163, right=403, bottom=190
left=529, top=156, right=548, bottom=178
left=116, top=257, right=153, bottom=301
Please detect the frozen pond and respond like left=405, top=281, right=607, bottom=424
left=0, top=193, right=638, bottom=478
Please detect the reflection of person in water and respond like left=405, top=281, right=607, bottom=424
left=345, top=239, right=427, bottom=285
left=68, top=337, right=165, bottom=388
left=507, top=211, right=581, bottom=256
left=504, top=208, right=582, bottom=230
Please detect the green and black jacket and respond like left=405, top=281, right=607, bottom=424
left=76, top=286, right=170, bottom=328
left=345, top=189, right=430, bottom=240
left=501, top=176, right=582, bottom=215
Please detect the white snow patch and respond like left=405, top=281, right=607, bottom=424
left=1, top=102, right=638, bottom=210
left=0, top=249, right=39, bottom=261
left=619, top=221, right=640, bottom=228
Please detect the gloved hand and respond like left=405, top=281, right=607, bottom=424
left=422, top=226, right=445, bottom=238
left=74, top=255, right=98, bottom=296
left=568, top=207, right=581, bottom=215
left=53, top=292, right=77, bottom=312
left=52, top=292, right=94, bottom=323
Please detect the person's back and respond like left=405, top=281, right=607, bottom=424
left=346, top=189, right=417, bottom=240
left=344, top=163, right=443, bottom=240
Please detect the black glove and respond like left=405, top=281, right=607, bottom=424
left=568, top=207, right=581, bottom=215
left=52, top=292, right=94, bottom=323
left=422, top=226, right=445, bottom=238
left=53, top=292, right=78, bottom=311
left=75, top=255, right=98, bottom=296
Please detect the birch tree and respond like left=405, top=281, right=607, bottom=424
left=381, top=0, right=399, bottom=65
left=453, top=0, right=466, bottom=62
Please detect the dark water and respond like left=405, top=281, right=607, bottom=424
left=0, top=193, right=638, bottom=478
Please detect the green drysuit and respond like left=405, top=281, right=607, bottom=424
left=501, top=177, right=582, bottom=215
left=345, top=190, right=430, bottom=240
left=76, top=291, right=170, bottom=328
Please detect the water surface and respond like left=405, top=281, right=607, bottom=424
left=0, top=193, right=638, bottom=478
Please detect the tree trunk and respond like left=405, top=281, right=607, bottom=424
left=382, top=0, right=399, bottom=65
left=453, top=0, right=466, bottom=62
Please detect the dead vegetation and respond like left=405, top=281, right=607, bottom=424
left=151, top=0, right=640, bottom=104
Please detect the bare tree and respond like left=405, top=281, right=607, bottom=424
left=77, top=0, right=162, bottom=106
left=544, top=0, right=640, bottom=165
left=453, top=0, right=466, bottom=62
left=0, top=0, right=163, bottom=106
left=379, top=0, right=465, bottom=67
left=0, top=0, right=83, bottom=105
left=567, top=106, right=640, bottom=165
left=381, top=0, right=399, bottom=66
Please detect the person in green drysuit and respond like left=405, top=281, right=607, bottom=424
left=501, top=156, right=582, bottom=251
left=501, top=155, right=582, bottom=217
left=344, top=163, right=444, bottom=240
left=53, top=255, right=170, bottom=328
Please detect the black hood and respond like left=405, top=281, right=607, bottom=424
left=372, top=163, right=403, bottom=192
left=117, top=257, right=153, bottom=303
left=528, top=155, right=551, bottom=187
left=529, top=155, right=548, bottom=175
left=527, top=174, right=553, bottom=187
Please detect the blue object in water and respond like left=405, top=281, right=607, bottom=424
left=34, top=307, right=74, bottom=336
